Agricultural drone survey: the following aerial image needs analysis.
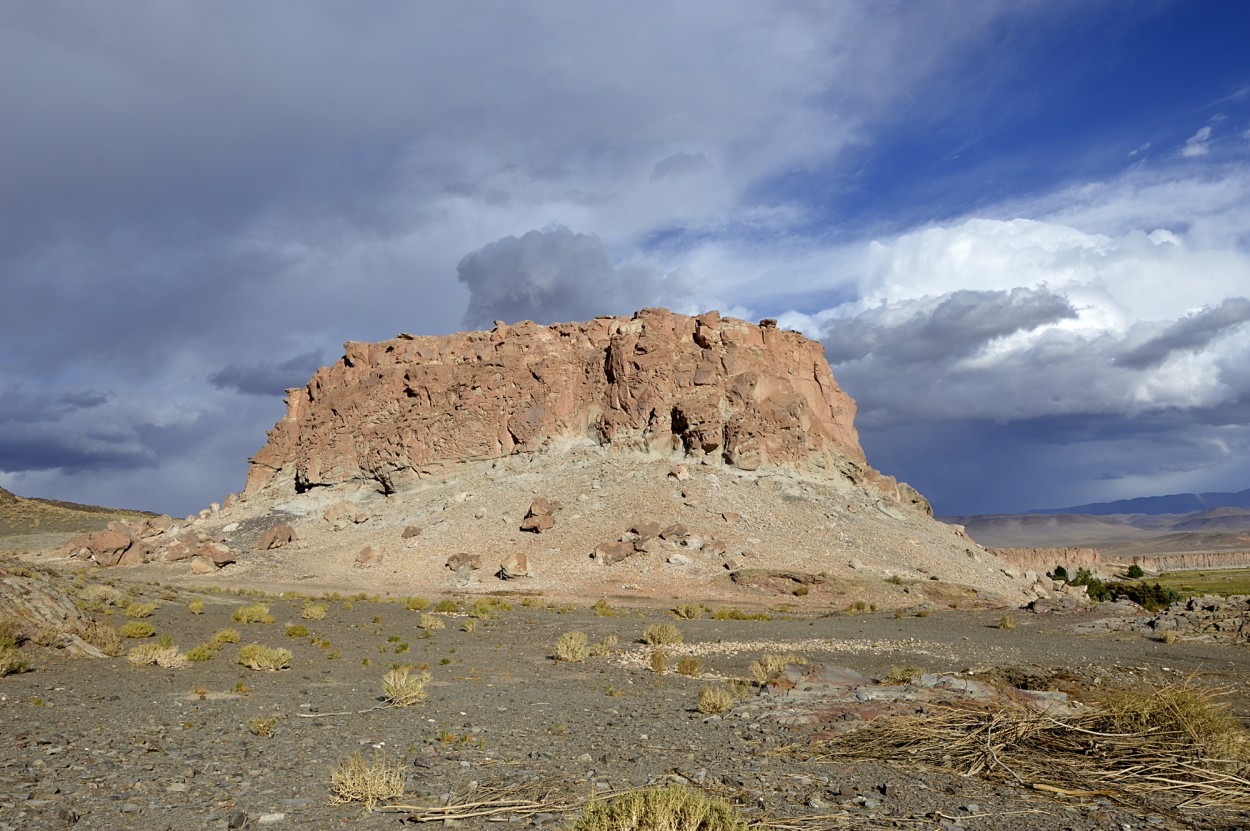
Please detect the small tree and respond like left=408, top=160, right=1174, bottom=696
left=1050, top=565, right=1070, bottom=582
left=1126, top=563, right=1145, bottom=579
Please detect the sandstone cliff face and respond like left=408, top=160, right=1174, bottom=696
left=246, top=308, right=870, bottom=496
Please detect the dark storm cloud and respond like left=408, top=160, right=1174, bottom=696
left=1115, top=297, right=1250, bottom=369
left=458, top=226, right=662, bottom=330
left=0, top=425, right=153, bottom=474
left=823, top=287, right=1076, bottom=364
left=209, top=351, right=325, bottom=397
left=0, top=386, right=110, bottom=424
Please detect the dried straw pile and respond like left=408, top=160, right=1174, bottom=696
left=818, top=680, right=1250, bottom=812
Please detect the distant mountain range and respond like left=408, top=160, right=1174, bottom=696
left=1026, top=488, right=1250, bottom=517
left=941, top=487, right=1250, bottom=554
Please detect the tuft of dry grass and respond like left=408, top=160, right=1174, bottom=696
left=209, top=628, right=242, bottom=649
left=235, top=643, right=292, bottom=671
left=382, top=666, right=431, bottom=707
left=588, top=634, right=618, bottom=657
left=570, top=784, right=746, bottom=831
left=676, top=657, right=703, bottom=677
left=127, top=643, right=188, bottom=668
left=119, top=621, right=155, bottom=639
left=553, top=630, right=589, bottom=662
left=997, top=614, right=1017, bottom=630
left=78, top=621, right=124, bottom=656
left=232, top=604, right=275, bottom=624
left=330, top=750, right=405, bottom=812
left=698, top=686, right=734, bottom=714
left=819, top=678, right=1250, bottom=812
left=247, top=715, right=277, bottom=738
left=649, top=648, right=669, bottom=673
left=300, top=602, right=328, bottom=621
left=641, top=623, right=682, bottom=646
left=749, top=652, right=804, bottom=685
left=0, top=648, right=31, bottom=677
left=883, top=664, right=925, bottom=685
left=187, top=598, right=205, bottom=614
left=672, top=603, right=705, bottom=620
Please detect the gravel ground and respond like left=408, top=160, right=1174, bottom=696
left=3, top=583, right=1249, bottom=831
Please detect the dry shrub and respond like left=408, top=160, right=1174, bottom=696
left=330, top=750, right=405, bottom=811
left=588, top=634, right=618, bottom=657
left=997, top=614, right=1017, bottom=630
left=187, top=598, right=205, bottom=614
left=247, top=715, right=277, bottom=738
left=184, top=644, right=215, bottom=662
left=883, top=664, right=925, bottom=685
left=236, top=643, right=292, bottom=671
left=123, top=601, right=157, bottom=619
left=553, top=630, right=589, bottom=662
left=460, top=619, right=478, bottom=633
left=0, top=618, right=22, bottom=650
left=749, top=653, right=803, bottom=685
left=419, top=613, right=445, bottom=631
left=209, top=628, right=242, bottom=649
left=232, top=604, right=275, bottom=624
left=78, top=583, right=127, bottom=609
left=672, top=603, right=704, bottom=620
left=676, top=657, right=703, bottom=677
left=285, top=623, right=309, bottom=638
left=642, top=623, right=682, bottom=646
left=1162, top=630, right=1181, bottom=644
left=128, top=643, right=188, bottom=668
left=300, top=602, right=328, bottom=621
left=404, top=596, right=431, bottom=611
left=649, top=648, right=669, bottom=673
left=697, top=685, right=734, bottom=714
left=77, top=621, right=124, bottom=656
left=382, top=666, right=431, bottom=707
left=0, top=648, right=31, bottom=677
left=820, top=678, right=1250, bottom=811
left=571, top=784, right=746, bottom=831
left=119, top=621, right=155, bottom=639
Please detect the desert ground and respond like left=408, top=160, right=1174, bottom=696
left=2, top=557, right=1249, bottom=831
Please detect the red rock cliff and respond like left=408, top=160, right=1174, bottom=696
left=245, top=308, right=868, bottom=495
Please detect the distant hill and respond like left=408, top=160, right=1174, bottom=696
left=1027, top=488, right=1250, bottom=517
left=0, top=486, right=156, bottom=539
left=941, top=488, right=1250, bottom=553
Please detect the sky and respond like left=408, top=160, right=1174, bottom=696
left=3, top=1, right=1250, bottom=518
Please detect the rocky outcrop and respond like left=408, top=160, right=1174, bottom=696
left=990, top=547, right=1103, bottom=575
left=245, top=308, right=872, bottom=497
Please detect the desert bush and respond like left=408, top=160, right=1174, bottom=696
left=588, top=634, right=618, bottom=657
left=553, top=630, right=589, bottom=662
left=330, top=749, right=404, bottom=811
left=77, top=621, right=124, bottom=656
left=247, top=715, right=277, bottom=738
left=78, top=583, right=127, bottom=609
left=997, top=614, right=1017, bottom=630
left=285, top=623, right=309, bottom=638
left=433, top=599, right=462, bottom=614
left=404, top=596, right=431, bottom=611
left=641, top=623, right=682, bottom=646
left=123, top=601, right=157, bottom=618
left=187, top=598, right=205, bottom=614
left=750, top=653, right=803, bottom=684
left=676, top=657, right=703, bottom=677
left=1126, top=563, right=1146, bottom=579
left=697, top=685, right=735, bottom=715
left=209, top=628, right=242, bottom=649
left=892, top=607, right=906, bottom=619
left=592, top=598, right=619, bottom=617
left=382, top=666, right=431, bottom=707
left=418, top=613, right=445, bottom=631
left=300, top=602, right=328, bottom=621
left=232, top=604, right=275, bottom=624
left=672, top=603, right=704, bottom=620
left=185, top=644, right=215, bottom=662
left=236, top=643, right=292, bottom=671
left=128, top=643, right=188, bottom=668
left=711, top=607, right=770, bottom=621
left=460, top=619, right=478, bottom=633
left=650, top=648, right=669, bottom=673
left=1161, top=630, right=1181, bottom=644
left=119, top=621, right=155, bottom=639
left=883, top=665, right=925, bottom=685
left=570, top=783, right=746, bottom=831
left=0, top=619, right=22, bottom=650
left=0, top=648, right=32, bottom=676
left=847, top=600, right=869, bottom=614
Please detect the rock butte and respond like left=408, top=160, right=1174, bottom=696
left=246, top=307, right=911, bottom=501
left=53, top=308, right=1057, bottom=607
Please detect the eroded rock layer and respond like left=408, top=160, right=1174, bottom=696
left=246, top=308, right=868, bottom=496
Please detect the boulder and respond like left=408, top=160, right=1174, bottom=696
left=497, top=552, right=531, bottom=579
left=593, top=541, right=636, bottom=565
left=401, top=525, right=422, bottom=539
left=189, top=556, right=216, bottom=574
left=632, top=521, right=662, bottom=541
left=520, top=514, right=555, bottom=533
left=445, top=553, right=482, bottom=571
left=256, top=523, right=295, bottom=551
left=353, top=545, right=382, bottom=569
left=323, top=500, right=368, bottom=530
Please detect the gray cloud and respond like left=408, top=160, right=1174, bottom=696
left=824, top=287, right=1076, bottom=364
left=209, top=351, right=325, bottom=397
left=651, top=152, right=714, bottom=181
left=458, top=226, right=663, bottom=329
left=1115, top=297, right=1250, bottom=369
